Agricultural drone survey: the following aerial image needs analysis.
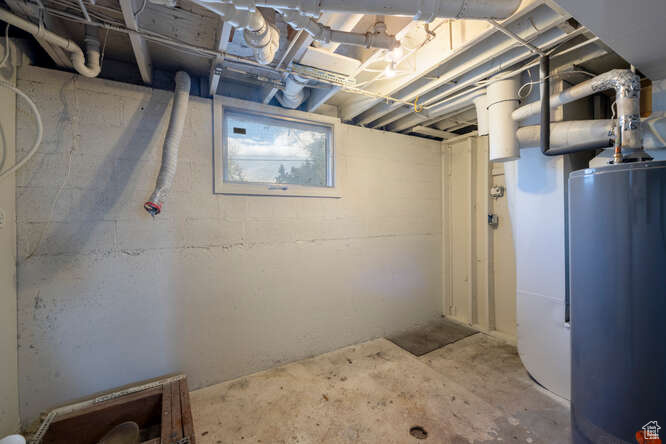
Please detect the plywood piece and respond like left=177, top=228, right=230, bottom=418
left=119, top=0, right=153, bottom=84
left=179, top=379, right=195, bottom=443
left=160, top=382, right=172, bottom=444
left=43, top=389, right=163, bottom=444
left=170, top=382, right=182, bottom=441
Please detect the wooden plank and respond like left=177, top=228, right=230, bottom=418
left=171, top=382, right=183, bottom=441
left=209, top=20, right=233, bottom=97
left=53, top=387, right=163, bottom=422
left=119, top=0, right=152, bottom=84
left=179, top=378, right=195, bottom=443
left=160, top=382, right=172, bottom=444
left=43, top=389, right=163, bottom=444
left=412, top=126, right=458, bottom=140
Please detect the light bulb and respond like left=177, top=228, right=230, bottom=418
left=383, top=62, right=397, bottom=78
left=385, top=43, right=403, bottom=62
left=391, top=44, right=404, bottom=61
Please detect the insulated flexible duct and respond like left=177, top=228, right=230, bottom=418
left=144, top=71, right=191, bottom=216
left=0, top=9, right=101, bottom=77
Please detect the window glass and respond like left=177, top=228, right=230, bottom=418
left=224, top=111, right=332, bottom=188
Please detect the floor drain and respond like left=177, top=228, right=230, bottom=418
left=410, top=426, right=428, bottom=440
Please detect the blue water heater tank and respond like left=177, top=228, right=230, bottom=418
left=569, top=161, right=666, bottom=443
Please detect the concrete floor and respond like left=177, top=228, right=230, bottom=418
left=190, top=334, right=570, bottom=444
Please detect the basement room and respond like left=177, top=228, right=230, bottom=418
left=0, top=0, right=664, bottom=443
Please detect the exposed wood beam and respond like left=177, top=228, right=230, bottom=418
left=305, top=86, right=339, bottom=113
left=411, top=126, right=458, bottom=139
left=119, top=0, right=152, bottom=84
left=209, top=20, right=233, bottom=97
left=5, top=0, right=73, bottom=68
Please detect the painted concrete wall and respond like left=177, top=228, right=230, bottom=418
left=15, top=66, right=443, bottom=422
left=0, top=39, right=20, bottom=436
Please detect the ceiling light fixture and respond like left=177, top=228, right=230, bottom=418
left=383, top=61, right=397, bottom=78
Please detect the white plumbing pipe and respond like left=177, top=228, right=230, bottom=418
left=189, top=1, right=279, bottom=64
left=512, top=69, right=642, bottom=149
left=517, top=118, right=666, bottom=151
left=276, top=74, right=310, bottom=108
left=144, top=71, right=191, bottom=216
left=488, top=76, right=520, bottom=162
left=0, top=8, right=101, bottom=77
left=473, top=94, right=489, bottom=136
left=206, top=0, right=522, bottom=21
left=279, top=10, right=397, bottom=50
left=517, top=120, right=614, bottom=151
left=0, top=79, right=44, bottom=181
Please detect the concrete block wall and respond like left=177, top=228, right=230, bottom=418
left=15, top=66, right=443, bottom=423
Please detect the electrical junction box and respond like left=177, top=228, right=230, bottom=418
left=490, top=185, right=505, bottom=199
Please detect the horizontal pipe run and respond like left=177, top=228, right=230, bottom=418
left=280, top=10, right=398, bottom=50
left=0, top=7, right=101, bottom=77
left=203, top=0, right=522, bottom=20
left=513, top=69, right=642, bottom=150
left=512, top=69, right=636, bottom=121
left=487, top=19, right=545, bottom=55
left=367, top=28, right=595, bottom=130
left=517, top=120, right=614, bottom=151
left=518, top=118, right=666, bottom=152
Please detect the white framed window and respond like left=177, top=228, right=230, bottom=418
left=213, top=96, right=342, bottom=198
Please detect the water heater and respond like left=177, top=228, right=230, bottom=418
left=569, top=161, right=666, bottom=443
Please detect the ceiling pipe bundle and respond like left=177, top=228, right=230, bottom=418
left=279, top=10, right=398, bottom=50
left=211, top=0, right=522, bottom=21
left=0, top=8, right=101, bottom=77
left=512, top=68, right=642, bottom=150
left=517, top=118, right=666, bottom=153
left=188, top=1, right=280, bottom=64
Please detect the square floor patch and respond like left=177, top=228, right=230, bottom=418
left=387, top=318, right=478, bottom=356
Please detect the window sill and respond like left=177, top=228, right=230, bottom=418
left=215, top=182, right=342, bottom=198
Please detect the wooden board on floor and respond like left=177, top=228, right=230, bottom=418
left=37, top=375, right=196, bottom=444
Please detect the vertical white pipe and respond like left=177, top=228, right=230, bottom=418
left=488, top=77, right=520, bottom=162
left=467, top=137, right=475, bottom=325
left=473, top=94, right=489, bottom=136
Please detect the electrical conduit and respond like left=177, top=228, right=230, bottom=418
left=144, top=71, right=191, bottom=216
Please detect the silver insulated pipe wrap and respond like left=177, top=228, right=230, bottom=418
left=144, top=71, right=191, bottom=216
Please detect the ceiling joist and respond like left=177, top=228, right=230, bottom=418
left=209, top=20, right=233, bottom=97
left=119, top=0, right=152, bottom=84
